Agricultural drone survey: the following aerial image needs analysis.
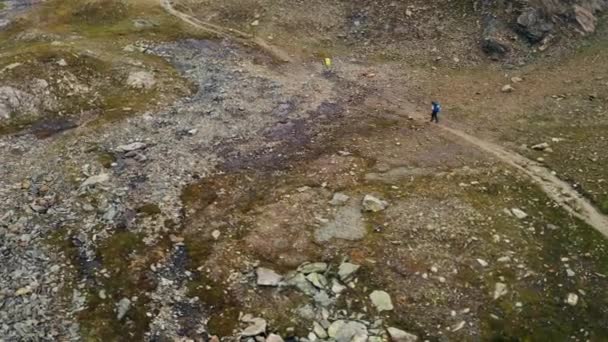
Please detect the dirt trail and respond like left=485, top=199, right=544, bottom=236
left=440, top=124, right=608, bottom=237
left=160, top=0, right=608, bottom=237
left=160, top=0, right=292, bottom=63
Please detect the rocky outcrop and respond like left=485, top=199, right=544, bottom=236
left=481, top=0, right=607, bottom=58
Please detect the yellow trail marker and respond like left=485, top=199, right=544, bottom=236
left=323, top=58, right=332, bottom=68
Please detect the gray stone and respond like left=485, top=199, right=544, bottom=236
left=362, top=195, right=389, bottom=212
left=116, top=298, right=131, bottom=320
left=338, top=262, right=360, bottom=282
left=241, top=317, right=267, bottom=336
left=256, top=267, right=282, bottom=286
left=387, top=327, right=418, bottom=342
left=510, top=208, right=528, bottom=220
left=81, top=174, right=110, bottom=187
left=313, top=321, right=328, bottom=339
left=298, top=262, right=328, bottom=274
left=331, top=279, right=347, bottom=294
left=369, top=290, right=393, bottom=312
left=306, top=273, right=328, bottom=289
left=328, top=320, right=368, bottom=342
left=285, top=273, right=318, bottom=296
left=313, top=291, right=334, bottom=307
left=315, top=205, right=365, bottom=242
left=330, top=193, right=350, bottom=206
left=266, top=334, right=284, bottom=342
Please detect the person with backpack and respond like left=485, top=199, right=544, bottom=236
left=431, top=101, right=441, bottom=123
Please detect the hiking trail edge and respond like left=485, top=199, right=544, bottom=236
left=441, top=124, right=608, bottom=237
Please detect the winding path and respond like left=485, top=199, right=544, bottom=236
left=160, top=0, right=608, bottom=237
left=160, top=0, right=292, bottom=63
left=441, top=125, right=608, bottom=237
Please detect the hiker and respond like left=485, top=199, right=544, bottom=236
left=431, top=101, right=441, bottom=123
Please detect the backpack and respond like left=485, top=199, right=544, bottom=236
left=433, top=103, right=441, bottom=113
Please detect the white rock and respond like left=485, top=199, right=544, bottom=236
left=387, top=327, right=418, bottom=342
left=501, top=84, right=514, bottom=93
left=126, top=71, right=156, bottom=89
left=566, top=268, right=575, bottom=277
left=531, top=142, right=550, bottom=151
left=241, top=317, right=267, bottom=336
left=511, top=76, right=523, bottom=83
left=81, top=174, right=110, bottom=187
left=362, top=195, right=389, bottom=212
left=493, top=282, right=508, bottom=300
left=338, top=262, right=360, bottom=281
left=211, top=230, right=221, bottom=240
left=116, top=298, right=131, bottom=320
left=15, top=286, right=32, bottom=296
left=256, top=268, right=282, bottom=286
left=511, top=208, right=528, bottom=220
left=370, top=290, right=394, bottom=312
left=328, top=320, right=367, bottom=342
left=116, top=142, right=147, bottom=153
left=497, top=256, right=511, bottom=263
left=306, top=273, right=328, bottom=289
left=451, top=321, right=466, bottom=332
left=477, top=259, right=489, bottom=267
left=331, top=279, right=347, bottom=294
left=566, top=293, right=579, bottom=306
left=313, top=321, right=328, bottom=339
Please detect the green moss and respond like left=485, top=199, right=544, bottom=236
left=77, top=231, right=158, bottom=341
left=136, top=203, right=162, bottom=216
left=601, top=200, right=608, bottom=215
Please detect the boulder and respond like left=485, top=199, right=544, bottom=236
left=574, top=5, right=597, bottom=33
left=516, top=8, right=554, bottom=43
left=493, top=282, right=508, bottom=300
left=256, top=267, right=282, bottom=286
left=241, top=317, right=267, bottom=336
left=330, top=193, right=350, bottom=206
left=116, top=142, right=147, bottom=153
left=116, top=298, right=131, bottom=320
left=328, top=320, right=368, bottom=342
left=511, top=208, right=528, bottom=220
left=338, top=262, right=360, bottom=282
left=387, top=327, right=418, bottom=342
left=298, top=262, right=328, bottom=274
left=362, top=195, right=389, bottom=212
left=370, top=290, right=394, bottom=312
left=267, top=334, right=284, bottom=342
left=81, top=174, right=110, bottom=187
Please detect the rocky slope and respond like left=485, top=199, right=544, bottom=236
left=0, top=0, right=607, bottom=341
